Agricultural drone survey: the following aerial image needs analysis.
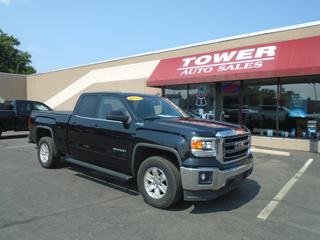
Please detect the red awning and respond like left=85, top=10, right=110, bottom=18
left=147, top=36, right=320, bottom=87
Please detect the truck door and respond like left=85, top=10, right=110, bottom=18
left=1, top=101, right=15, bottom=131
left=89, top=95, right=134, bottom=172
left=15, top=101, right=32, bottom=131
left=68, top=94, right=99, bottom=164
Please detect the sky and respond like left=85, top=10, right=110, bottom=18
left=0, top=0, right=320, bottom=73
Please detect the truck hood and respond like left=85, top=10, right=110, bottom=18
left=140, top=117, right=248, bottom=138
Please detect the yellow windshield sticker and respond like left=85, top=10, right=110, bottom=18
left=127, top=96, right=143, bottom=101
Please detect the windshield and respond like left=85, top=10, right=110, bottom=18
left=126, top=95, right=188, bottom=120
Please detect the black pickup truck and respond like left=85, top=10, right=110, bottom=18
left=0, top=100, right=51, bottom=137
left=29, top=92, right=253, bottom=208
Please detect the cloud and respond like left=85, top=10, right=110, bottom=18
left=0, top=0, right=11, bottom=5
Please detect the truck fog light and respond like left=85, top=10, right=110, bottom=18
left=200, top=172, right=206, bottom=181
left=198, top=171, right=213, bottom=184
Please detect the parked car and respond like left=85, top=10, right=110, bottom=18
left=29, top=92, right=253, bottom=208
left=0, top=100, right=51, bottom=137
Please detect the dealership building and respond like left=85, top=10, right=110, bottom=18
left=1, top=21, right=320, bottom=151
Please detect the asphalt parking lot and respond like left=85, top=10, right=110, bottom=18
left=0, top=132, right=319, bottom=240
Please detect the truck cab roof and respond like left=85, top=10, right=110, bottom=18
left=80, top=92, right=159, bottom=98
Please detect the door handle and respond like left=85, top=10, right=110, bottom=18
left=71, top=122, right=77, bottom=125
left=93, top=124, right=100, bottom=128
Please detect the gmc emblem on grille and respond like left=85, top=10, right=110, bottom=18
left=235, top=141, right=245, bottom=150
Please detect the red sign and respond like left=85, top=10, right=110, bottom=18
left=147, top=36, right=320, bottom=87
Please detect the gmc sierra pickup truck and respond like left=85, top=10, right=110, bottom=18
left=0, top=100, right=51, bottom=137
left=29, top=92, right=253, bottom=208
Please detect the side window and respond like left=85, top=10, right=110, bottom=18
left=32, top=103, right=50, bottom=111
left=17, top=101, right=32, bottom=112
left=97, top=96, right=127, bottom=119
left=76, top=95, right=99, bottom=118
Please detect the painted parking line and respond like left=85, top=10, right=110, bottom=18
left=257, top=158, right=314, bottom=220
left=252, top=147, right=290, bottom=156
left=1, top=144, right=33, bottom=150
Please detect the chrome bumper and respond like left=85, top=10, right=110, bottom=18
left=180, top=160, right=253, bottom=191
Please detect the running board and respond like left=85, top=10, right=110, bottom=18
left=65, top=157, right=132, bottom=181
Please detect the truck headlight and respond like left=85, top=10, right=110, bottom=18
left=191, top=137, right=217, bottom=157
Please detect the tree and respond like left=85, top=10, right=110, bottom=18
left=0, top=29, right=36, bottom=74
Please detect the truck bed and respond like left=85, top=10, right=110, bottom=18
left=30, top=110, right=73, bottom=153
left=31, top=110, right=72, bottom=122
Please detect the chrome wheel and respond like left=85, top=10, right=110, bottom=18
left=144, top=167, right=168, bottom=199
left=39, top=143, right=49, bottom=163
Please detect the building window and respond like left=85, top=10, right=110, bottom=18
left=188, top=83, right=215, bottom=119
left=164, top=75, right=320, bottom=139
left=242, top=79, right=278, bottom=136
left=164, top=83, right=215, bottom=119
left=242, top=76, right=320, bottom=139
left=278, top=76, right=320, bottom=138
left=164, top=85, right=188, bottom=112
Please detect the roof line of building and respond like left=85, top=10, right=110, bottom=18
left=34, top=20, right=320, bottom=76
left=0, top=72, right=27, bottom=77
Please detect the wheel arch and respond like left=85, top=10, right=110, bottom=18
left=35, top=126, right=54, bottom=145
left=131, top=143, right=182, bottom=177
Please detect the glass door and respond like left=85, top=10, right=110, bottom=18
left=222, top=81, right=241, bottom=124
left=188, top=83, right=215, bottom=120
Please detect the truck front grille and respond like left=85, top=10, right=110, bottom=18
left=223, top=134, right=250, bottom=163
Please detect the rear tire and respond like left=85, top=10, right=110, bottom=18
left=0, top=125, right=2, bottom=137
left=37, top=137, right=60, bottom=168
left=137, top=156, right=182, bottom=209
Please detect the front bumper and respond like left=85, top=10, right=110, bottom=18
left=180, top=159, right=253, bottom=201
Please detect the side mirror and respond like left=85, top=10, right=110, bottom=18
left=106, top=110, right=129, bottom=123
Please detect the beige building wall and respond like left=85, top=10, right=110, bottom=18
left=30, top=60, right=161, bottom=110
left=0, top=72, right=27, bottom=100
left=58, top=79, right=161, bottom=110
left=27, top=23, right=320, bottom=110
left=252, top=136, right=310, bottom=151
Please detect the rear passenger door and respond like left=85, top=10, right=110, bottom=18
left=68, top=94, right=99, bottom=164
left=89, top=95, right=134, bottom=172
left=15, top=101, right=32, bottom=130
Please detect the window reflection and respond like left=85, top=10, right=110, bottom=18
left=164, top=85, right=188, bottom=111
left=242, top=79, right=277, bottom=136
left=279, top=77, right=320, bottom=138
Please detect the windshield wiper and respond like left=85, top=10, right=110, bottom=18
left=144, top=116, right=161, bottom=120
left=144, top=114, right=187, bottom=120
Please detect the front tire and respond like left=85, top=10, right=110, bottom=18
left=137, top=156, right=182, bottom=209
left=0, top=125, right=2, bottom=137
left=37, top=137, right=60, bottom=168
